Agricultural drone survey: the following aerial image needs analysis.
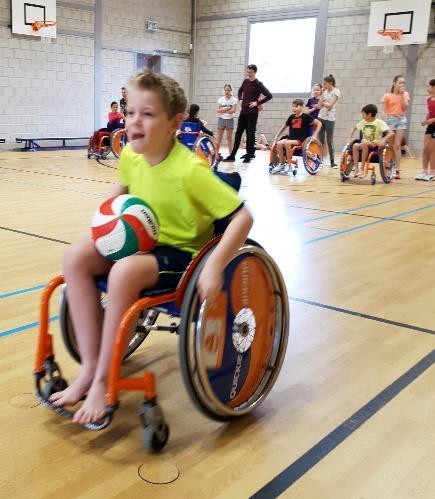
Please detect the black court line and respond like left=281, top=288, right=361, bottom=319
left=251, top=348, right=435, bottom=498
left=0, top=165, right=116, bottom=184
left=278, top=187, right=435, bottom=200
left=0, top=226, right=70, bottom=245
left=290, top=296, right=435, bottom=336
left=286, top=204, right=435, bottom=228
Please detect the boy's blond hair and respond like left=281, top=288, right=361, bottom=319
left=128, top=71, right=187, bottom=118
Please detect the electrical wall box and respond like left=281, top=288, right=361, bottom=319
left=146, top=20, right=158, bottom=31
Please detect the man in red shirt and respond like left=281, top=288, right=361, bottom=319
left=224, top=64, right=272, bottom=163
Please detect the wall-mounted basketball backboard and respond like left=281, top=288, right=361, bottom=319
left=367, top=0, right=432, bottom=46
left=11, top=0, right=57, bottom=38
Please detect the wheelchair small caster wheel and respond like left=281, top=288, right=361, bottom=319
left=42, top=376, right=68, bottom=399
left=87, top=153, right=91, bottom=158
left=292, top=168, right=297, bottom=176
left=371, top=174, right=376, bottom=185
left=268, top=164, right=273, bottom=174
left=340, top=172, right=345, bottom=182
left=143, top=422, right=169, bottom=452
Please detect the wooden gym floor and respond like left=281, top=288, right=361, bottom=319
left=0, top=148, right=434, bottom=498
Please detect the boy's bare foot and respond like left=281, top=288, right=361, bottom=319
left=49, top=369, right=94, bottom=407
left=72, top=380, right=107, bottom=425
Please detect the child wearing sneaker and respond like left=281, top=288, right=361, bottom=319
left=415, top=79, right=435, bottom=181
left=271, top=99, right=321, bottom=174
left=348, top=104, right=394, bottom=178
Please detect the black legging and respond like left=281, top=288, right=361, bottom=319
left=230, top=113, right=259, bottom=158
left=318, top=118, right=335, bottom=165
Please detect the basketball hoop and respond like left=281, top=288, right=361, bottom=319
left=31, top=20, right=57, bottom=32
left=377, top=29, right=403, bottom=54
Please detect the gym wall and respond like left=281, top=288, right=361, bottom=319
left=0, top=0, right=190, bottom=146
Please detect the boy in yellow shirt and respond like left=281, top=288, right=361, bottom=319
left=348, top=104, right=394, bottom=178
left=49, top=72, right=253, bottom=425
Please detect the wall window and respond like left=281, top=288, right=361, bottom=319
left=248, top=17, right=317, bottom=94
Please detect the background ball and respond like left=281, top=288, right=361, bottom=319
left=91, top=194, right=159, bottom=261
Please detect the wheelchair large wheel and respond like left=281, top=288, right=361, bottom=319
left=195, top=136, right=217, bottom=168
left=111, top=129, right=128, bottom=159
left=59, top=285, right=157, bottom=364
left=302, top=137, right=322, bottom=175
left=178, top=243, right=289, bottom=422
left=378, top=143, right=396, bottom=183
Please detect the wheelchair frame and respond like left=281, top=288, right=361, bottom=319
left=34, top=237, right=289, bottom=451
left=340, top=139, right=396, bottom=185
left=269, top=136, right=322, bottom=176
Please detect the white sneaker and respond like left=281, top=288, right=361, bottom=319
left=415, top=173, right=426, bottom=180
left=270, top=163, right=284, bottom=174
left=423, top=174, right=435, bottom=181
left=281, top=163, right=290, bottom=174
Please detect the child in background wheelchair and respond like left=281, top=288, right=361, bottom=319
left=341, top=104, right=395, bottom=184
left=269, top=99, right=322, bottom=176
left=88, top=102, right=125, bottom=159
left=178, top=104, right=218, bottom=169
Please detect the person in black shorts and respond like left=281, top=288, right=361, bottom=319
left=270, top=98, right=321, bottom=174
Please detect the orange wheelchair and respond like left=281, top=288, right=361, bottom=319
left=340, top=138, right=396, bottom=185
left=268, top=136, right=322, bottom=176
left=34, top=237, right=289, bottom=452
left=110, top=128, right=128, bottom=159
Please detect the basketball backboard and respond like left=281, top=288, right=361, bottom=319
left=11, top=0, right=57, bottom=38
left=367, top=0, right=432, bottom=46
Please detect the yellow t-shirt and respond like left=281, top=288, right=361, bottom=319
left=356, top=118, right=389, bottom=143
left=118, top=141, right=242, bottom=255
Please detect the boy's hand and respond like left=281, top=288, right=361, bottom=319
left=197, top=265, right=223, bottom=303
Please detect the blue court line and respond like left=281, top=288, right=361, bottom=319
left=0, top=284, right=45, bottom=299
left=0, top=316, right=58, bottom=339
left=304, top=203, right=435, bottom=245
left=292, top=187, right=435, bottom=226
left=251, top=348, right=435, bottom=498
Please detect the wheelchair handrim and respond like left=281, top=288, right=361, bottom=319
left=303, top=138, right=322, bottom=175
left=181, top=246, right=289, bottom=418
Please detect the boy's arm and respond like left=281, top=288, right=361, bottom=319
left=348, top=126, right=357, bottom=140
left=196, top=206, right=253, bottom=302
left=110, top=182, right=128, bottom=197
left=273, top=124, right=286, bottom=142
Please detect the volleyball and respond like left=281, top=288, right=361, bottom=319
left=91, top=194, right=159, bottom=261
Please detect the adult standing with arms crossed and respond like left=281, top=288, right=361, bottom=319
left=224, top=64, right=272, bottom=163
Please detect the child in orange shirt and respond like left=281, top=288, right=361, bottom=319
left=381, top=75, right=410, bottom=179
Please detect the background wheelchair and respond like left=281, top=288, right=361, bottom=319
left=34, top=238, right=289, bottom=452
left=110, top=128, right=128, bottom=159
left=340, top=135, right=396, bottom=185
left=268, top=136, right=322, bottom=176
left=87, top=128, right=127, bottom=160
left=178, top=121, right=218, bottom=170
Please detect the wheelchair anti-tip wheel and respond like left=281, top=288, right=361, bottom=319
left=178, top=242, right=289, bottom=422
left=378, top=143, right=396, bottom=183
left=111, top=129, right=128, bottom=159
left=59, top=285, right=157, bottom=363
left=302, top=137, right=322, bottom=175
